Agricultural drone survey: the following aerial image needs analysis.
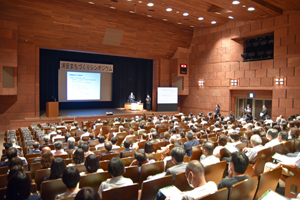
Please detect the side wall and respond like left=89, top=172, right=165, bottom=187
left=181, top=11, right=300, bottom=119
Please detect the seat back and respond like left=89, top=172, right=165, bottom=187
left=271, top=143, right=283, bottom=157
left=25, top=153, right=41, bottom=160
left=235, top=142, right=248, bottom=152
left=30, top=162, right=42, bottom=179
left=101, top=152, right=120, bottom=161
left=165, top=159, right=175, bottom=171
left=199, top=188, right=229, bottom=200
left=138, top=141, right=146, bottom=150
left=100, top=160, right=109, bottom=171
left=0, top=166, right=9, bottom=175
left=122, top=150, right=135, bottom=158
left=123, top=166, right=139, bottom=183
left=139, top=161, right=164, bottom=186
left=285, top=167, right=300, bottom=198
left=35, top=168, right=51, bottom=191
left=122, top=157, right=135, bottom=166
left=140, top=175, right=173, bottom=200
left=116, top=132, right=128, bottom=146
left=251, top=147, right=272, bottom=177
left=73, top=164, right=87, bottom=173
left=254, top=167, right=281, bottom=200
left=219, top=147, right=231, bottom=161
left=204, top=161, right=227, bottom=185
left=282, top=141, right=292, bottom=155
left=41, top=179, right=67, bottom=200
left=79, top=171, right=110, bottom=191
left=89, top=139, right=99, bottom=147
left=174, top=171, right=193, bottom=192
left=294, top=138, right=300, bottom=152
left=228, top=176, right=258, bottom=200
left=190, top=145, right=202, bottom=160
left=102, top=183, right=139, bottom=200
left=147, top=153, right=161, bottom=161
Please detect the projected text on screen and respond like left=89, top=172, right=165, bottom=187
left=67, top=71, right=101, bottom=100
left=157, top=87, right=178, bottom=104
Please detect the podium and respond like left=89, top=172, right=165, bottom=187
left=46, top=102, right=59, bottom=118
left=124, top=103, right=143, bottom=111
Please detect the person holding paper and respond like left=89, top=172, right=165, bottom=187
left=260, top=105, right=268, bottom=120
left=128, top=92, right=135, bottom=103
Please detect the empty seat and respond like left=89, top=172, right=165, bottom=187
left=102, top=183, right=139, bottom=200
left=140, top=175, right=173, bottom=200
left=121, top=150, right=135, bottom=158
left=228, top=176, right=258, bottom=200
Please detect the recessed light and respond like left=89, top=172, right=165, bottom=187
left=198, top=17, right=204, bottom=20
left=110, top=6, right=116, bottom=9
left=129, top=11, right=135, bottom=13
left=190, top=25, right=194, bottom=28
left=147, top=15, right=152, bottom=17
left=232, top=1, right=240, bottom=4
left=138, top=1, right=142, bottom=3
left=163, top=19, right=168, bottom=21
left=166, top=8, right=172, bottom=12
left=229, top=16, right=234, bottom=19
left=242, top=5, right=246, bottom=7
left=183, top=12, right=189, bottom=16
left=215, top=12, right=221, bottom=14
left=147, top=2, right=154, bottom=7
left=211, top=21, right=217, bottom=24
left=177, top=22, right=182, bottom=24
left=176, top=11, right=179, bottom=13
left=248, top=7, right=255, bottom=11
left=88, top=2, right=95, bottom=4
left=127, top=0, right=132, bottom=1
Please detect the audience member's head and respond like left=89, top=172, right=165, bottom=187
left=82, top=127, right=88, bottom=132
left=41, top=151, right=54, bottom=168
left=8, top=157, right=23, bottom=170
left=73, top=149, right=85, bottom=164
left=229, top=131, right=240, bottom=141
left=6, top=170, right=31, bottom=200
left=7, top=165, right=23, bottom=181
left=4, top=143, right=12, bottom=151
left=49, top=157, right=66, bottom=180
left=170, top=147, right=185, bottom=164
left=185, top=160, right=205, bottom=188
left=74, top=187, right=100, bottom=200
left=144, top=142, right=154, bottom=153
left=266, top=128, right=278, bottom=140
left=202, top=141, right=214, bottom=156
left=7, top=147, right=17, bottom=161
left=110, top=137, right=118, bottom=145
left=124, top=140, right=131, bottom=149
left=82, top=142, right=90, bottom=152
left=244, top=130, right=253, bottom=140
left=229, top=152, right=249, bottom=175
left=43, top=135, right=50, bottom=143
left=278, top=131, right=288, bottom=142
left=32, top=141, right=40, bottom=150
left=108, top=157, right=125, bottom=177
left=98, top=136, right=105, bottom=144
left=186, top=131, right=194, bottom=140
left=62, top=167, right=80, bottom=190
left=134, top=149, right=147, bottom=163
left=77, top=140, right=85, bottom=149
left=68, top=137, right=75, bottom=146
left=104, top=141, right=113, bottom=152
left=218, top=134, right=227, bottom=146
left=85, top=154, right=100, bottom=173
left=54, top=141, right=63, bottom=150
left=250, top=135, right=262, bottom=147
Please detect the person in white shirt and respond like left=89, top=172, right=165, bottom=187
left=225, top=131, right=241, bottom=153
left=200, top=141, right=220, bottom=167
left=80, top=127, right=89, bottom=139
left=243, top=135, right=265, bottom=163
left=52, top=130, right=64, bottom=143
left=95, top=136, right=105, bottom=150
left=212, top=123, right=221, bottom=132
left=110, top=137, right=120, bottom=149
left=98, top=157, right=133, bottom=199
left=264, top=129, right=280, bottom=148
left=213, top=134, right=227, bottom=159
left=48, top=126, right=57, bottom=137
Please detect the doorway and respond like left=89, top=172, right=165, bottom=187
left=236, top=98, right=272, bottom=119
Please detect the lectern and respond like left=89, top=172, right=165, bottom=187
left=46, top=102, right=59, bottom=117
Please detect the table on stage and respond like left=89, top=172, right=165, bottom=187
left=124, top=103, right=144, bottom=111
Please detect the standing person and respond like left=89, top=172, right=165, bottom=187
left=260, top=105, right=268, bottom=120
left=214, top=104, right=220, bottom=119
left=128, top=92, right=135, bottom=103
left=244, top=104, right=252, bottom=116
left=146, top=95, right=151, bottom=111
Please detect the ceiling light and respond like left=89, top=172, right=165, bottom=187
left=232, top=1, right=240, bottom=4
left=88, top=2, right=95, bottom=4
left=147, top=2, right=154, bottom=7
left=129, top=11, right=135, bottom=13
left=215, top=12, right=221, bottom=14
left=248, top=7, right=255, bottom=11
left=147, top=15, right=152, bottom=17
left=211, top=21, right=217, bottom=24
left=163, top=19, right=168, bottom=21
left=229, top=16, right=234, bottom=19
left=198, top=17, right=204, bottom=20
left=110, top=6, right=116, bottom=9
left=166, top=8, right=172, bottom=12
left=176, top=11, right=179, bottom=13
left=190, top=25, right=194, bottom=28
left=177, top=22, right=182, bottom=24
left=183, top=12, right=189, bottom=16
left=127, top=0, right=132, bottom=1
left=242, top=5, right=246, bottom=7
left=138, top=1, right=142, bottom=3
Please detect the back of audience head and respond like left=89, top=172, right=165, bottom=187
left=180, top=132, right=185, bottom=138
left=77, top=140, right=84, bottom=148
left=98, top=136, right=105, bottom=144
left=82, top=142, right=90, bottom=152
left=108, top=157, right=125, bottom=177
left=124, top=140, right=131, bottom=149
left=142, top=133, right=147, bottom=140
left=250, top=135, right=262, bottom=146
left=229, top=131, right=240, bottom=141
left=82, top=127, right=88, bottom=132
left=170, top=147, right=185, bottom=163
left=267, top=128, right=278, bottom=140
left=6, top=170, right=31, bottom=200
left=7, top=165, right=23, bottom=181
left=110, top=137, right=118, bottom=145
left=7, top=147, right=17, bottom=161
left=244, top=130, right=253, bottom=140
left=218, top=134, right=227, bottom=146
left=85, top=154, right=100, bottom=173
left=62, top=167, right=80, bottom=189
left=54, top=140, right=63, bottom=150
left=41, top=151, right=54, bottom=168
left=4, top=142, right=12, bottom=151
left=73, top=149, right=85, bottom=164
left=68, top=137, right=75, bottom=146
left=134, top=149, right=147, bottom=163
left=185, top=160, right=205, bottom=187
left=43, top=135, right=50, bottom=143
left=230, top=152, right=249, bottom=174
left=278, top=131, right=288, bottom=141
left=104, top=141, right=112, bottom=151
left=8, top=157, right=23, bottom=170
left=74, top=187, right=100, bottom=200
left=186, top=131, right=194, bottom=140
left=49, top=157, right=66, bottom=180
left=202, top=141, right=214, bottom=156
left=144, top=142, right=153, bottom=153
left=152, top=132, right=158, bottom=139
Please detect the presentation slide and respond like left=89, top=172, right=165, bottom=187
left=58, top=70, right=112, bottom=102
left=157, top=87, right=178, bottom=104
left=67, top=71, right=100, bottom=100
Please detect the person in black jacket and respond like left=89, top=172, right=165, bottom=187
left=214, top=104, right=220, bottom=119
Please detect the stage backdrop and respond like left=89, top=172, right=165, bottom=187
left=40, top=49, right=153, bottom=113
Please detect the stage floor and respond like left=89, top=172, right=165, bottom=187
left=40, top=108, right=152, bottom=118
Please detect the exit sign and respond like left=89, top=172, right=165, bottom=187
left=180, top=64, right=187, bottom=74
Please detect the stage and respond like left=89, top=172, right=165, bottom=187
left=8, top=108, right=178, bottom=130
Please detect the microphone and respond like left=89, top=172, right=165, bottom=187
left=52, top=96, right=56, bottom=102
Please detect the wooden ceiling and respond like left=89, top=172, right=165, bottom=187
left=75, top=0, right=300, bottom=28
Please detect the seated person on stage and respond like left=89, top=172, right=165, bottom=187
left=52, top=141, right=68, bottom=156
left=184, top=131, right=200, bottom=157
left=28, top=141, right=41, bottom=154
left=55, top=167, right=81, bottom=199
left=225, top=131, right=241, bottom=153
left=200, top=141, right=220, bottom=167
left=98, top=157, right=133, bottom=199
left=218, top=152, right=250, bottom=197
left=64, top=137, right=78, bottom=150
left=242, top=135, right=265, bottom=164
left=128, top=92, right=135, bottom=103
left=110, top=137, right=120, bottom=149
left=264, top=128, right=280, bottom=148
left=82, top=142, right=94, bottom=158
left=120, top=140, right=134, bottom=158
left=100, top=141, right=117, bottom=160
left=52, top=130, right=64, bottom=143
left=95, top=136, right=106, bottom=150
left=155, top=160, right=217, bottom=200
left=166, top=147, right=187, bottom=183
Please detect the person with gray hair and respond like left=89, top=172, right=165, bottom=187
left=265, top=128, right=280, bottom=148
left=52, top=130, right=64, bottom=143
left=64, top=137, right=78, bottom=150
left=183, top=131, right=200, bottom=157
left=53, top=141, right=68, bottom=156
left=9, top=138, right=20, bottom=148
left=48, top=126, right=57, bottom=137
left=39, top=135, right=51, bottom=150
left=242, top=135, right=265, bottom=163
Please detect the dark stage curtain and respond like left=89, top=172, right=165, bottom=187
left=39, top=49, right=153, bottom=113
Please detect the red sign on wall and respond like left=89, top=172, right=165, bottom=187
left=180, top=64, right=187, bottom=74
